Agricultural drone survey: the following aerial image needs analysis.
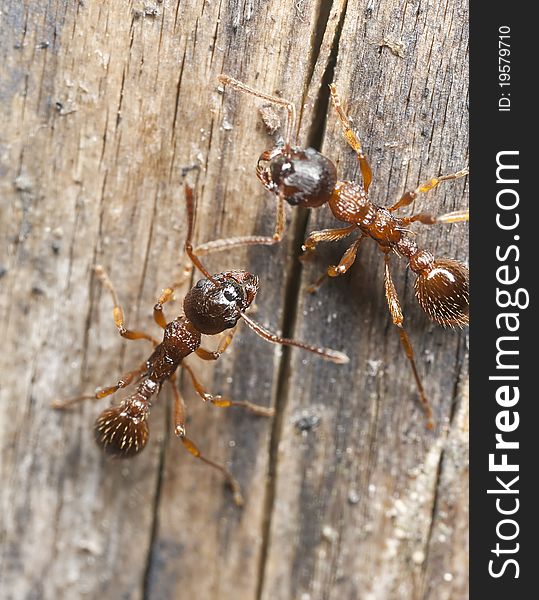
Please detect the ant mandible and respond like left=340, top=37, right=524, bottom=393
left=195, top=74, right=469, bottom=429
left=53, top=185, right=348, bottom=506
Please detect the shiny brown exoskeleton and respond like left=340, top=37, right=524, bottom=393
left=53, top=186, right=348, bottom=505
left=197, top=75, right=470, bottom=428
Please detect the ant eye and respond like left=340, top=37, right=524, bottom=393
left=224, top=289, right=237, bottom=302
left=281, top=161, right=293, bottom=174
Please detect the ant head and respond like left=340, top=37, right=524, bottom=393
left=94, top=399, right=149, bottom=457
left=414, top=259, right=469, bottom=327
left=183, top=271, right=259, bottom=335
left=258, top=147, right=337, bottom=208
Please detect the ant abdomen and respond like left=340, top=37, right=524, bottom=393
left=94, top=398, right=150, bottom=457
left=266, top=147, right=337, bottom=207
left=414, top=259, right=469, bottom=328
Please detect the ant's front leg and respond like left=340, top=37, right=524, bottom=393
left=389, top=168, right=469, bottom=213
left=195, top=326, right=238, bottom=361
left=327, top=235, right=364, bottom=277
left=95, top=265, right=160, bottom=345
left=153, top=271, right=192, bottom=330
left=51, top=362, right=147, bottom=409
left=192, top=189, right=286, bottom=257
left=306, top=234, right=365, bottom=293
left=300, top=223, right=356, bottom=261
left=218, top=74, right=297, bottom=151
left=169, top=373, right=187, bottom=437
left=153, top=286, right=176, bottom=329
left=329, top=83, right=373, bottom=192
left=181, top=362, right=274, bottom=417
left=383, top=251, right=434, bottom=429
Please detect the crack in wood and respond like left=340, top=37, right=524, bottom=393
left=255, top=2, right=350, bottom=597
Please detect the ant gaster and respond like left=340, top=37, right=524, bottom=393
left=196, top=74, right=470, bottom=428
left=53, top=186, right=348, bottom=506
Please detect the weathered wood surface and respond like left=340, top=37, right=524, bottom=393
left=0, top=1, right=468, bottom=599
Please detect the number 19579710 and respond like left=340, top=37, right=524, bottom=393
left=498, top=25, right=511, bottom=112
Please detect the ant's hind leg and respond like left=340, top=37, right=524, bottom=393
left=383, top=252, right=434, bottom=429
left=180, top=436, right=244, bottom=506
left=329, top=83, right=373, bottom=192
left=169, top=373, right=244, bottom=505
left=51, top=362, right=147, bottom=409
left=95, top=265, right=159, bottom=345
left=181, top=362, right=274, bottom=417
left=389, top=168, right=469, bottom=213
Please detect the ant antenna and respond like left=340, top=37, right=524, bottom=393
left=184, top=185, right=221, bottom=285
left=239, top=312, right=349, bottom=364
left=218, top=74, right=297, bottom=153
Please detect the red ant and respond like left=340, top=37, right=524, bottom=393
left=195, top=74, right=469, bottom=428
left=52, top=185, right=348, bottom=506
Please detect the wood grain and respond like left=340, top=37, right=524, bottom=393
left=0, top=1, right=468, bottom=599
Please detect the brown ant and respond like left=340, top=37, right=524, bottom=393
left=52, top=186, right=348, bottom=506
left=195, top=74, right=469, bottom=428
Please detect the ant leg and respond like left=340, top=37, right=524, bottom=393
left=306, top=235, right=365, bottom=293
left=195, top=326, right=238, bottom=361
left=327, top=235, right=364, bottom=277
left=401, top=208, right=469, bottom=226
left=180, top=436, right=244, bottom=506
left=300, top=224, right=356, bottom=261
left=306, top=271, right=330, bottom=295
left=219, top=74, right=297, bottom=151
left=389, top=168, right=469, bottom=213
left=329, top=83, right=373, bottom=192
left=181, top=362, right=274, bottom=417
left=153, top=271, right=192, bottom=329
left=171, top=370, right=244, bottom=505
left=192, top=192, right=285, bottom=256
left=383, top=252, right=434, bottom=429
left=153, top=287, right=175, bottom=329
left=51, top=362, right=147, bottom=409
left=302, top=225, right=358, bottom=294
left=95, top=265, right=160, bottom=345
left=169, top=374, right=187, bottom=437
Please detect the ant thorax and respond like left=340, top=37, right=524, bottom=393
left=329, top=181, right=402, bottom=245
left=148, top=319, right=202, bottom=378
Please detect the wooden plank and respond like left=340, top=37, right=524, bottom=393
left=0, top=1, right=468, bottom=599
